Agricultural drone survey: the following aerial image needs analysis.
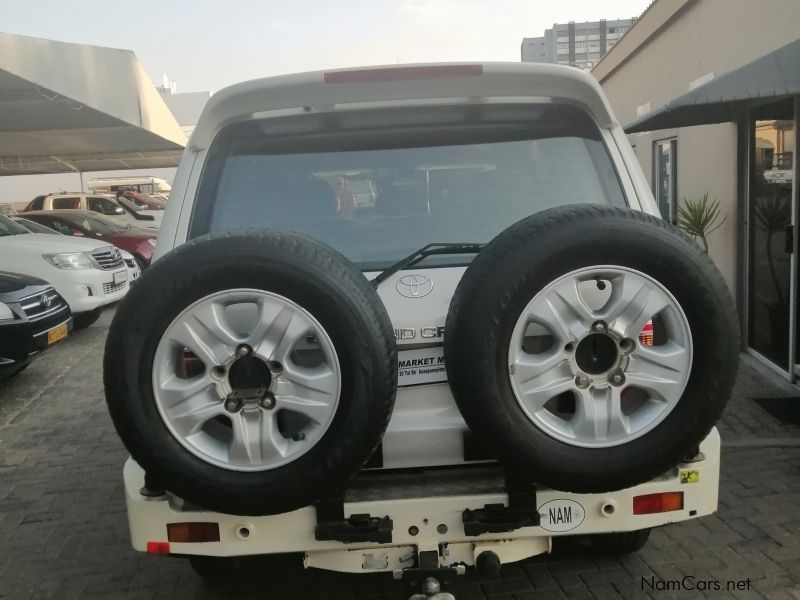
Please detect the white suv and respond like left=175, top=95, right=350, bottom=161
left=0, top=215, right=129, bottom=328
left=105, top=63, right=737, bottom=582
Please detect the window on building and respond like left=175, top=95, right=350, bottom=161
left=608, top=27, right=616, bottom=33
left=653, top=139, right=678, bottom=223
left=558, top=42, right=568, bottom=49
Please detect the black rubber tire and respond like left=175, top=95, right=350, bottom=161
left=445, top=205, right=738, bottom=493
left=552, top=528, right=651, bottom=555
left=72, top=307, right=102, bottom=330
left=104, top=230, right=397, bottom=516
left=589, top=529, right=651, bottom=554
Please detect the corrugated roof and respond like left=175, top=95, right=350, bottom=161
left=0, top=33, right=186, bottom=176
left=626, top=38, right=800, bottom=133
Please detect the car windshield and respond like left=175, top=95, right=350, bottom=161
left=193, top=103, right=626, bottom=270
left=12, top=217, right=59, bottom=234
left=62, top=212, right=131, bottom=234
left=0, top=215, right=30, bottom=236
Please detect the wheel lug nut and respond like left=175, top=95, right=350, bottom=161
left=260, top=393, right=276, bottom=410
left=224, top=397, right=242, bottom=413
left=575, top=374, right=591, bottom=389
left=619, top=338, right=634, bottom=353
left=236, top=344, right=251, bottom=357
left=608, top=370, right=625, bottom=386
left=268, top=361, right=283, bottom=374
left=211, top=365, right=226, bottom=379
left=592, top=321, right=608, bottom=334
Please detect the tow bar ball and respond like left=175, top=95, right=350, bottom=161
left=408, top=577, right=457, bottom=600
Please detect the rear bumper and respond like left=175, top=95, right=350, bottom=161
left=123, top=428, right=720, bottom=572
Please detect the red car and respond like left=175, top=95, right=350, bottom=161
left=23, top=210, right=156, bottom=270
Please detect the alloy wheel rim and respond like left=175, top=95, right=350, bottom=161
left=152, top=289, right=341, bottom=471
left=507, top=266, right=692, bottom=448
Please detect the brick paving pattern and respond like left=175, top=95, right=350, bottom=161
left=1, top=308, right=799, bottom=599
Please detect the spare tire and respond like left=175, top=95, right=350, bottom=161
left=445, top=205, right=738, bottom=492
left=104, top=230, right=396, bottom=515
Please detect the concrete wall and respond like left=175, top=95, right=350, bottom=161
left=593, top=0, right=800, bottom=295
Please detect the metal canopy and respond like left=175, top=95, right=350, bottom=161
left=626, top=38, right=800, bottom=133
left=0, top=33, right=186, bottom=176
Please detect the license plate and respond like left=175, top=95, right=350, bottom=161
left=113, top=271, right=127, bottom=285
left=47, top=322, right=68, bottom=345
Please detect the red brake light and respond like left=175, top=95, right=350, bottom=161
left=324, top=64, right=483, bottom=84
left=167, top=522, right=221, bottom=543
left=633, top=492, right=684, bottom=515
left=638, top=319, right=654, bottom=346
left=146, top=541, right=171, bottom=554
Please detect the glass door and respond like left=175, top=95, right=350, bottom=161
left=747, top=99, right=796, bottom=376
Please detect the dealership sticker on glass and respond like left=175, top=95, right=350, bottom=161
left=397, top=346, right=447, bottom=386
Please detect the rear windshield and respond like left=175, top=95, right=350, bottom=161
left=192, top=103, right=626, bottom=270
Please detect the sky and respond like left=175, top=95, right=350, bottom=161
left=0, top=0, right=650, bottom=93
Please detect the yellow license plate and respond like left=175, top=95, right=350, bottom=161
left=47, top=322, right=68, bottom=345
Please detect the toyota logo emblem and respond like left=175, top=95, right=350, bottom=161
left=396, top=274, right=434, bottom=298
left=41, top=294, right=52, bottom=308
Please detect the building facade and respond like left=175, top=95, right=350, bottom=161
left=521, top=18, right=636, bottom=71
left=592, top=0, right=800, bottom=383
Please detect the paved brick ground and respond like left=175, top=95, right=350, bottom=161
left=1, top=308, right=800, bottom=600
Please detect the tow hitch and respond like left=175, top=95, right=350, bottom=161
left=396, top=549, right=463, bottom=600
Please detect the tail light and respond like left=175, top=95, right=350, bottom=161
left=633, top=491, right=683, bottom=515
left=146, top=541, right=170, bottom=554
left=638, top=319, right=654, bottom=346
left=167, top=522, right=220, bottom=543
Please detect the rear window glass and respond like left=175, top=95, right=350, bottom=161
left=192, top=103, right=626, bottom=270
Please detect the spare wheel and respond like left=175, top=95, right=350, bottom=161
left=104, top=230, right=396, bottom=515
left=444, top=205, right=738, bottom=493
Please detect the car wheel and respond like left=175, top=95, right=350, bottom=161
left=73, top=308, right=103, bottom=330
left=104, top=230, right=397, bottom=515
left=445, top=205, right=738, bottom=493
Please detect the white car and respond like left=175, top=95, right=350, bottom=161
left=106, top=63, right=737, bottom=588
left=0, top=215, right=129, bottom=329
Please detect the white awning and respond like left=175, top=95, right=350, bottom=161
left=0, top=33, right=186, bottom=176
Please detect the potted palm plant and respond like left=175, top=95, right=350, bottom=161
left=677, top=192, right=726, bottom=253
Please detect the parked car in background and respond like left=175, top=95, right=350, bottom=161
left=119, top=249, right=141, bottom=284
left=115, top=194, right=164, bottom=229
left=0, top=215, right=129, bottom=329
left=23, top=193, right=157, bottom=229
left=0, top=271, right=72, bottom=382
left=0, top=204, right=17, bottom=217
left=22, top=210, right=156, bottom=271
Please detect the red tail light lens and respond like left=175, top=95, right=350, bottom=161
left=638, top=319, right=654, bottom=346
left=633, top=492, right=684, bottom=515
left=146, top=541, right=170, bottom=554
left=324, top=64, right=482, bottom=84
left=167, top=522, right=221, bottom=543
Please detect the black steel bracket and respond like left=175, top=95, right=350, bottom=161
left=314, top=493, right=393, bottom=544
left=399, top=549, right=461, bottom=597
left=462, top=471, right=539, bottom=536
